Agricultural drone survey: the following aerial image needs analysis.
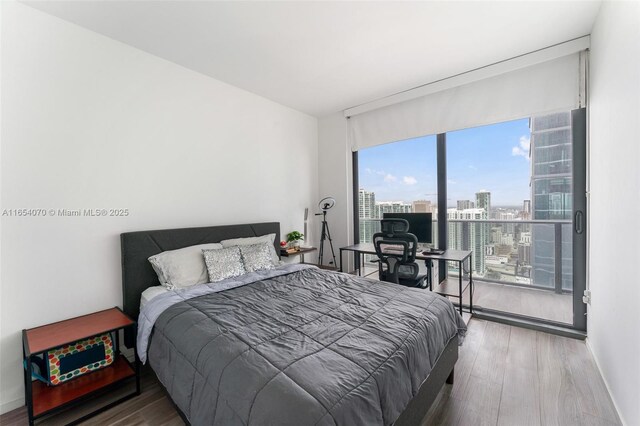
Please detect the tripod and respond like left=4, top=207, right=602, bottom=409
left=316, top=210, right=337, bottom=266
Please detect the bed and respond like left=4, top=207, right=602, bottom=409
left=121, top=222, right=466, bottom=426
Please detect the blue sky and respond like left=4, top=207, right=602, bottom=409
left=358, top=118, right=531, bottom=207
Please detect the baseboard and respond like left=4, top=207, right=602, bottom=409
left=585, top=338, right=627, bottom=426
left=472, top=311, right=587, bottom=340
left=1, top=397, right=24, bottom=416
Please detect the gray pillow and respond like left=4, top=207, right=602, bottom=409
left=220, top=233, right=279, bottom=264
left=148, top=243, right=223, bottom=289
left=202, top=246, right=247, bottom=283
left=240, top=242, right=276, bottom=272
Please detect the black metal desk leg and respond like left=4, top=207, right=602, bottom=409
left=339, top=249, right=343, bottom=272
left=468, top=255, right=472, bottom=314
left=459, top=262, right=463, bottom=315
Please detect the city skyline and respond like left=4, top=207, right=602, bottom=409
left=358, top=117, right=532, bottom=206
left=358, top=187, right=532, bottom=282
left=357, top=189, right=530, bottom=214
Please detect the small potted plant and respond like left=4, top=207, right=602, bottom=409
left=286, top=231, right=304, bottom=250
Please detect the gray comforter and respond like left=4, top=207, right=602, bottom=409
left=146, top=266, right=466, bottom=426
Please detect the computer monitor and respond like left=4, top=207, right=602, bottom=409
left=382, top=212, right=432, bottom=244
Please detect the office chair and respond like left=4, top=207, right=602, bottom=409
left=373, top=219, right=428, bottom=288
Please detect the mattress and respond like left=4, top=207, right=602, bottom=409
left=142, top=265, right=466, bottom=426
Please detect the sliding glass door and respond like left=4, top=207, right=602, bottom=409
left=444, top=111, right=586, bottom=327
left=571, top=108, right=587, bottom=331
left=353, top=108, right=587, bottom=331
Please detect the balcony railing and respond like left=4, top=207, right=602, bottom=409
left=447, top=219, right=572, bottom=294
left=358, top=218, right=572, bottom=294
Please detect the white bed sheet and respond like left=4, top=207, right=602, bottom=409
left=140, top=285, right=170, bottom=309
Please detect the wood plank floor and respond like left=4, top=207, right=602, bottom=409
left=1, top=319, right=620, bottom=426
left=423, top=320, right=621, bottom=426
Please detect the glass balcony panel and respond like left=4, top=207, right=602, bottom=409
left=356, top=218, right=573, bottom=325
left=445, top=219, right=572, bottom=324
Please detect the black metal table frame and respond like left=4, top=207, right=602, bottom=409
left=22, top=316, right=141, bottom=426
left=339, top=244, right=473, bottom=315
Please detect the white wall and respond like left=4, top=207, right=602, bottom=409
left=317, top=113, right=353, bottom=269
left=0, top=2, right=318, bottom=413
left=588, top=1, right=640, bottom=425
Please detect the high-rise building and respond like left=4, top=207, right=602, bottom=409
left=529, top=112, right=573, bottom=289
left=412, top=200, right=432, bottom=213
left=359, top=189, right=375, bottom=219
left=498, top=211, right=516, bottom=221
left=518, top=231, right=532, bottom=265
left=491, top=227, right=503, bottom=245
left=474, top=191, right=492, bottom=268
left=499, top=233, right=514, bottom=246
left=358, top=189, right=378, bottom=244
left=457, top=200, right=474, bottom=210
left=447, top=208, right=487, bottom=276
left=522, top=199, right=531, bottom=220
left=374, top=201, right=412, bottom=218
left=497, top=210, right=516, bottom=234
left=457, top=200, right=475, bottom=210
left=475, top=191, right=491, bottom=215
left=518, top=243, right=531, bottom=268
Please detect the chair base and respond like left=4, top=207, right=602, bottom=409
left=392, top=274, right=429, bottom=288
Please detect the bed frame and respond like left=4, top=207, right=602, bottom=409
left=120, top=221, right=456, bottom=426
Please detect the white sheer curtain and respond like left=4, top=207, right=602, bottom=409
left=348, top=49, right=587, bottom=151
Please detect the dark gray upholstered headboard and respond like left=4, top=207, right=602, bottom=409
left=121, top=222, right=280, bottom=347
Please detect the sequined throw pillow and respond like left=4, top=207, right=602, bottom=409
left=240, top=242, right=276, bottom=272
left=202, top=246, right=247, bottom=283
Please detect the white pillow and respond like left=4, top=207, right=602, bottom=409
left=202, top=246, right=247, bottom=282
left=148, top=243, right=223, bottom=289
left=220, top=233, right=279, bottom=264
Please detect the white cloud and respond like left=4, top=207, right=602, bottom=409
left=364, top=168, right=388, bottom=176
left=383, top=173, right=397, bottom=183
left=511, top=146, right=524, bottom=156
left=512, top=135, right=531, bottom=160
left=448, top=179, right=457, bottom=185
left=403, top=176, right=417, bottom=185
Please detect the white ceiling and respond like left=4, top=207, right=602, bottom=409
left=24, top=1, right=602, bottom=117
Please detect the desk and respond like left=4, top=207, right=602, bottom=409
left=339, top=243, right=473, bottom=315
